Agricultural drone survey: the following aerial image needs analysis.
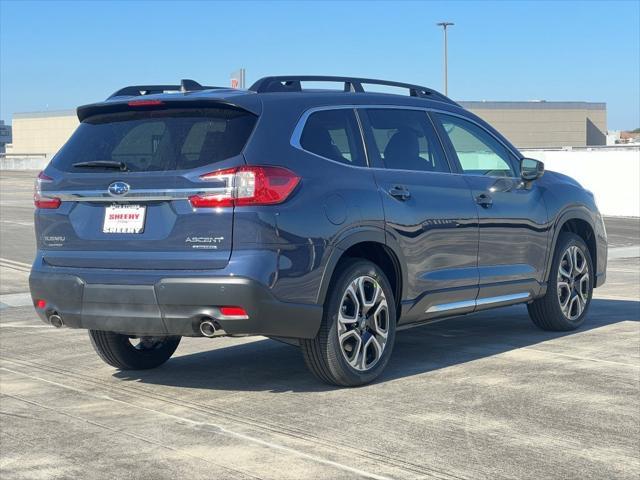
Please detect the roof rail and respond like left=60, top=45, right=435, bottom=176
left=249, top=75, right=457, bottom=105
left=108, top=79, right=220, bottom=100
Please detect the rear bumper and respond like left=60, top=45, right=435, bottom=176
left=29, top=272, right=322, bottom=339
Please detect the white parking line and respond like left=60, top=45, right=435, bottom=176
left=0, top=264, right=31, bottom=273
left=0, top=292, right=33, bottom=307
left=0, top=257, right=31, bottom=269
left=608, top=246, right=640, bottom=260
left=0, top=220, right=33, bottom=227
left=521, top=347, right=640, bottom=369
left=0, top=259, right=31, bottom=273
left=0, top=324, right=49, bottom=328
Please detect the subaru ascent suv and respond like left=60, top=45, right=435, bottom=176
left=30, top=76, right=607, bottom=386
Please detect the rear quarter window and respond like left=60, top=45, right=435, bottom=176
left=298, top=109, right=366, bottom=167
left=53, top=107, right=257, bottom=172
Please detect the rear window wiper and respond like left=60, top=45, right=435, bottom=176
left=72, top=160, right=129, bottom=171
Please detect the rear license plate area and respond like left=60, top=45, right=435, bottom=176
left=103, top=204, right=146, bottom=234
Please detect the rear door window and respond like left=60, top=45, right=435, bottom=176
left=299, top=109, right=366, bottom=167
left=53, top=107, right=257, bottom=172
left=361, top=108, right=450, bottom=173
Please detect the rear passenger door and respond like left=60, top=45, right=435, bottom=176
left=358, top=108, right=479, bottom=324
left=431, top=112, right=549, bottom=306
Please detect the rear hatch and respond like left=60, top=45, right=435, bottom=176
left=35, top=103, right=257, bottom=270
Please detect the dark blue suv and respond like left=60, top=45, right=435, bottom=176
left=30, top=76, right=607, bottom=386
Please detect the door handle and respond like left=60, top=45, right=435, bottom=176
left=389, top=185, right=411, bottom=201
left=475, top=193, right=493, bottom=208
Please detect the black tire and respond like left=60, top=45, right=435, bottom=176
left=301, top=259, right=397, bottom=387
left=528, top=232, right=594, bottom=331
left=89, top=330, right=181, bottom=370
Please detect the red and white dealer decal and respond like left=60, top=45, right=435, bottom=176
left=103, top=204, right=146, bottom=234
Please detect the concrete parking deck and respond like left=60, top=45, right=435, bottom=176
left=1, top=171, right=638, bottom=479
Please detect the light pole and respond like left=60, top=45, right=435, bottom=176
left=436, top=22, right=454, bottom=96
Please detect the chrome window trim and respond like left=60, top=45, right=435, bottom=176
left=290, top=104, right=522, bottom=176
left=290, top=105, right=371, bottom=170
left=367, top=166, right=461, bottom=177
left=44, top=186, right=231, bottom=203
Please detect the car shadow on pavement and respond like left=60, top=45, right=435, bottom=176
left=113, top=298, right=639, bottom=392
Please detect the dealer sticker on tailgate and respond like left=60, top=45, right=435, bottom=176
left=103, top=204, right=146, bottom=234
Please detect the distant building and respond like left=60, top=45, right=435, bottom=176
left=0, top=120, right=12, bottom=153
left=6, top=110, right=78, bottom=157
left=7, top=100, right=607, bottom=158
left=620, top=130, right=640, bottom=144
left=459, top=101, right=606, bottom=148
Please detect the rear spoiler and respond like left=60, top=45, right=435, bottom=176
left=76, top=99, right=259, bottom=122
left=77, top=78, right=260, bottom=121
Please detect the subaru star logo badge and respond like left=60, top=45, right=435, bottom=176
left=108, top=181, right=130, bottom=196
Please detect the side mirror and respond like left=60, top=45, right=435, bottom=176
left=521, top=158, right=544, bottom=182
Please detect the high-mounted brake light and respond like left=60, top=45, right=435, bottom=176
left=190, top=166, right=300, bottom=209
left=127, top=100, right=165, bottom=107
left=34, top=171, right=61, bottom=209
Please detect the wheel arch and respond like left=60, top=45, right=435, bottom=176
left=545, top=207, right=597, bottom=284
left=317, top=230, right=405, bottom=320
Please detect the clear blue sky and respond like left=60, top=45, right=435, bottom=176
left=1, top=0, right=638, bottom=129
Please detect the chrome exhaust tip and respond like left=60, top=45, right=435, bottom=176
left=199, top=319, right=217, bottom=337
left=49, top=313, right=64, bottom=328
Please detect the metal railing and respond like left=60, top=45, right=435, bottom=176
left=0, top=153, right=49, bottom=159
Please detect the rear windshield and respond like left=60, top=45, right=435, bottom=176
left=53, top=107, right=257, bottom=172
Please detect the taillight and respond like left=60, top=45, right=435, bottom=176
left=34, top=171, right=61, bottom=209
left=34, top=194, right=61, bottom=209
left=188, top=194, right=234, bottom=208
left=190, top=166, right=300, bottom=208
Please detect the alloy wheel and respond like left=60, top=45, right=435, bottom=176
left=337, top=276, right=389, bottom=371
left=557, top=245, right=590, bottom=321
